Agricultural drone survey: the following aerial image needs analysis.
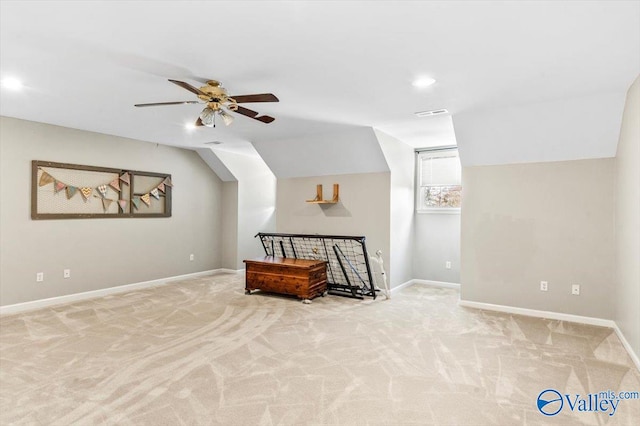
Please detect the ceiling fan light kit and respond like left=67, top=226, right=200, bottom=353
left=199, top=106, right=235, bottom=128
left=199, top=107, right=216, bottom=127
left=219, top=109, right=234, bottom=126
left=135, top=79, right=278, bottom=127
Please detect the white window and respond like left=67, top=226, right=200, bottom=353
left=416, top=148, right=461, bottom=212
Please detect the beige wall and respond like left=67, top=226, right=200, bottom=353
left=615, top=75, right=640, bottom=356
left=461, top=159, right=615, bottom=319
left=221, top=181, right=239, bottom=270
left=276, top=173, right=392, bottom=284
left=414, top=213, right=461, bottom=283
left=0, top=117, right=223, bottom=306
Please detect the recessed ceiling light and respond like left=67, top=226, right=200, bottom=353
left=185, top=122, right=197, bottom=131
left=1, top=77, right=23, bottom=91
left=412, top=76, right=436, bottom=88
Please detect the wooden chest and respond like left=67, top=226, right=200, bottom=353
left=244, top=256, right=327, bottom=301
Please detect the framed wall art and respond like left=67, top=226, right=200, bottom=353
left=31, top=160, right=172, bottom=220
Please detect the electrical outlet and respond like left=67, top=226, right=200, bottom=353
left=572, top=284, right=580, bottom=295
left=63, top=269, right=70, bottom=278
left=445, top=261, right=452, bottom=269
left=36, top=272, right=44, bottom=282
left=189, top=254, right=194, bottom=261
left=540, top=281, right=548, bottom=291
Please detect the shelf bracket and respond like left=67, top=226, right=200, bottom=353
left=306, top=184, right=324, bottom=202
left=306, top=184, right=339, bottom=204
left=329, top=183, right=339, bottom=203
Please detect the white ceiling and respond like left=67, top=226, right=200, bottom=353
left=1, top=1, right=638, bottom=153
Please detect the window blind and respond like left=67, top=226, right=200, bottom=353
left=420, top=152, right=461, bottom=186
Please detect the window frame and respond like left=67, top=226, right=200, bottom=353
left=415, top=146, right=461, bottom=214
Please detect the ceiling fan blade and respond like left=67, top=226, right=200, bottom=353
left=134, top=101, right=200, bottom=107
left=234, top=105, right=276, bottom=124
left=230, top=93, right=279, bottom=103
left=255, top=115, right=275, bottom=124
left=234, top=105, right=259, bottom=118
left=168, top=79, right=208, bottom=96
left=195, top=117, right=204, bottom=127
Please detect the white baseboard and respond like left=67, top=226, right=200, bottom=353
left=458, top=299, right=615, bottom=328
left=390, top=279, right=415, bottom=294
left=391, top=279, right=460, bottom=295
left=217, top=268, right=244, bottom=274
left=0, top=269, right=222, bottom=316
left=412, top=279, right=461, bottom=290
left=613, top=323, right=640, bottom=371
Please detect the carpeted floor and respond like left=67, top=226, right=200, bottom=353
left=1, top=272, right=638, bottom=425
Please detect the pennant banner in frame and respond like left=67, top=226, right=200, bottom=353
left=101, top=198, right=114, bottom=212
left=32, top=160, right=172, bottom=219
left=140, top=193, right=151, bottom=207
left=119, top=172, right=130, bottom=185
left=54, top=181, right=66, bottom=193
left=109, top=178, right=121, bottom=192
left=66, top=186, right=77, bottom=200
left=80, top=187, right=93, bottom=201
left=39, top=172, right=55, bottom=187
left=97, top=185, right=108, bottom=198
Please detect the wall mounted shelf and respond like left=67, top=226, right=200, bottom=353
left=306, top=184, right=339, bottom=204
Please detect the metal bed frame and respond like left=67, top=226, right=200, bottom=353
left=255, top=232, right=377, bottom=299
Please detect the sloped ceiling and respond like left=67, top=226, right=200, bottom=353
left=252, top=126, right=389, bottom=179
left=455, top=91, right=628, bottom=166
left=1, top=1, right=638, bottom=166
left=196, top=148, right=236, bottom=182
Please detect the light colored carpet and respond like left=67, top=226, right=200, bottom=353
left=1, top=272, right=638, bottom=425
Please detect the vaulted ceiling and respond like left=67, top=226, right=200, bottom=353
left=1, top=1, right=638, bottom=166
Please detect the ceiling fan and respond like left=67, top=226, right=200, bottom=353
left=135, top=79, right=279, bottom=127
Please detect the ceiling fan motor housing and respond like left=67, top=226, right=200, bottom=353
left=198, top=81, right=226, bottom=101
left=198, top=81, right=238, bottom=111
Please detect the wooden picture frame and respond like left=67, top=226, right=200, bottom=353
left=31, top=160, right=172, bottom=220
